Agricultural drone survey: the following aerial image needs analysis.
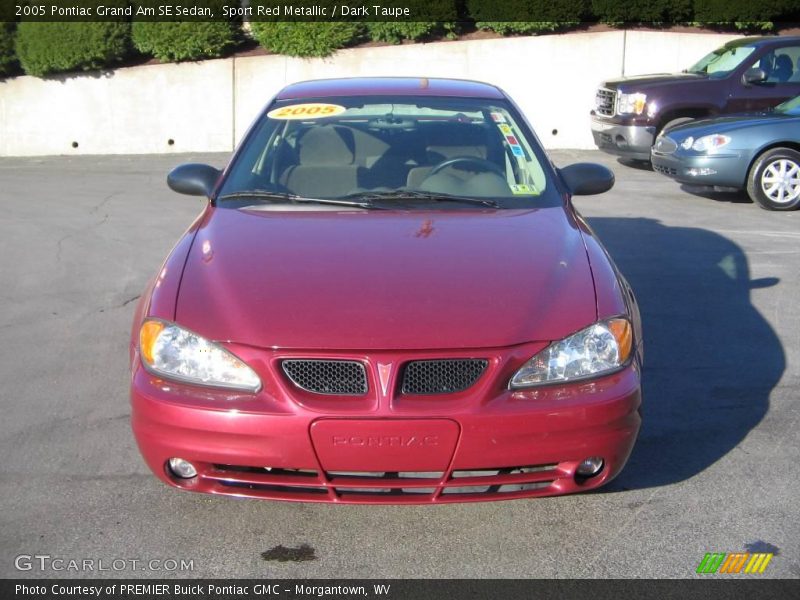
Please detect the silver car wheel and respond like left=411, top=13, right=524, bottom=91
left=760, top=158, right=800, bottom=205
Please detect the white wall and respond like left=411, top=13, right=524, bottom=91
left=0, top=31, right=740, bottom=157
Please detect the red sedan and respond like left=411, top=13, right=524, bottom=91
left=130, top=77, right=642, bottom=503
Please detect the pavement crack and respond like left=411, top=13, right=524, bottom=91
left=121, top=294, right=141, bottom=307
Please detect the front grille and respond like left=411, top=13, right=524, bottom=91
left=202, top=463, right=560, bottom=503
left=653, top=163, right=678, bottom=176
left=282, top=360, right=367, bottom=395
left=595, top=87, right=616, bottom=117
left=401, top=359, right=487, bottom=395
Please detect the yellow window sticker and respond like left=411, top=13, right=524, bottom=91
left=510, top=184, right=536, bottom=195
left=498, top=124, right=512, bottom=135
left=267, top=103, right=346, bottom=120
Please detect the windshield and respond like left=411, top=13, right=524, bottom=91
left=217, top=96, right=559, bottom=209
left=776, top=95, right=800, bottom=115
left=687, top=44, right=756, bottom=78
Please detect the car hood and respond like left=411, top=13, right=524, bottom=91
left=666, top=111, right=798, bottom=137
left=176, top=206, right=597, bottom=350
left=603, top=72, right=707, bottom=92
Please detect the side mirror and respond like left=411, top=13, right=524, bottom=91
left=167, top=163, right=221, bottom=197
left=742, top=67, right=767, bottom=86
left=560, top=163, right=615, bottom=196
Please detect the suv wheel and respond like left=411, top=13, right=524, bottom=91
left=747, top=148, right=800, bottom=211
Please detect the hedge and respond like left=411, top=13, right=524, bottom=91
left=693, top=0, right=790, bottom=30
left=15, top=20, right=131, bottom=77
left=133, top=16, right=241, bottom=63
left=0, top=23, right=17, bottom=77
left=366, top=1, right=459, bottom=43
left=468, top=0, right=588, bottom=35
left=591, top=0, right=693, bottom=25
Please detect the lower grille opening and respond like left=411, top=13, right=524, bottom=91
left=451, top=465, right=557, bottom=478
left=336, top=487, right=435, bottom=496
left=653, top=164, right=678, bottom=176
left=214, top=465, right=319, bottom=478
left=202, top=462, right=564, bottom=501
left=442, top=481, right=554, bottom=495
left=217, top=481, right=328, bottom=495
left=327, top=471, right=444, bottom=480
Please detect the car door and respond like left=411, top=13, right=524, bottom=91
left=726, top=43, right=800, bottom=112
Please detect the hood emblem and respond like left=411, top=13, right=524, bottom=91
left=377, top=363, right=393, bottom=396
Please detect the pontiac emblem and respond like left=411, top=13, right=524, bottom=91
left=377, top=363, right=392, bottom=396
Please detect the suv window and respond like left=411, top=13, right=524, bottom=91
left=749, top=46, right=800, bottom=83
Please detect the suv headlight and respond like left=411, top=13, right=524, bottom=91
left=689, top=134, right=731, bottom=153
left=509, top=318, right=633, bottom=388
left=617, top=92, right=647, bottom=115
left=139, top=319, right=261, bottom=392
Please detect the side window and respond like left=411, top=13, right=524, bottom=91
left=750, top=46, right=800, bottom=83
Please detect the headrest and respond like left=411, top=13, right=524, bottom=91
left=298, top=126, right=355, bottom=165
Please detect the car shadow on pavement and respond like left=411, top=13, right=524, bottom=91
left=679, top=184, right=753, bottom=205
left=587, top=217, right=784, bottom=490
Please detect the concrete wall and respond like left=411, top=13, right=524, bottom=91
left=0, top=31, right=740, bottom=157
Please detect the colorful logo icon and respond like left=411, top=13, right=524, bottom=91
left=697, top=552, right=773, bottom=574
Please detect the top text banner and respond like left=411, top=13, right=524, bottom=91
left=9, top=0, right=799, bottom=23
left=7, top=0, right=463, bottom=22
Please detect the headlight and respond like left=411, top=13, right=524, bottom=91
left=617, top=92, right=647, bottom=115
left=690, top=134, right=731, bottom=153
left=509, top=318, right=633, bottom=388
left=139, top=319, right=261, bottom=392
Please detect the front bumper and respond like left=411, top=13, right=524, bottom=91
left=131, top=344, right=642, bottom=504
left=591, top=115, right=655, bottom=161
left=651, top=148, right=747, bottom=188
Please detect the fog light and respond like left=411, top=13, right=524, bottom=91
left=168, top=457, right=197, bottom=479
left=686, top=167, right=717, bottom=177
left=576, top=457, right=604, bottom=477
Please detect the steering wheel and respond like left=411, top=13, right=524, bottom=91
left=428, top=156, right=505, bottom=178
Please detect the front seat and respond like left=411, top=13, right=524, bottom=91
left=773, top=54, right=793, bottom=83
left=282, top=126, right=361, bottom=198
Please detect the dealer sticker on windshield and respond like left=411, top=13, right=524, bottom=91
left=510, top=184, right=535, bottom=195
left=267, top=103, right=346, bottom=120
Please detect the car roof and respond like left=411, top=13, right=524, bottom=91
left=727, top=35, right=800, bottom=48
left=276, top=77, right=506, bottom=100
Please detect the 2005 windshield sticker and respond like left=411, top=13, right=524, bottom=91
left=491, top=113, right=526, bottom=158
left=267, top=103, right=346, bottom=120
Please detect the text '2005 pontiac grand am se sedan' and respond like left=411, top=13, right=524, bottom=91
left=130, top=77, right=643, bottom=504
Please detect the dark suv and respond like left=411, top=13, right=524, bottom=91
left=590, top=36, right=800, bottom=161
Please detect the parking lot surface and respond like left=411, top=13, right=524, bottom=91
left=1, top=150, right=798, bottom=579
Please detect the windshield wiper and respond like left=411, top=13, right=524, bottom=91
left=344, top=189, right=500, bottom=208
left=216, top=190, right=383, bottom=210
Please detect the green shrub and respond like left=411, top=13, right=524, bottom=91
left=692, top=0, right=787, bottom=30
left=250, top=19, right=363, bottom=58
left=15, top=1, right=132, bottom=78
left=132, top=0, right=241, bottom=62
left=591, top=0, right=693, bottom=25
left=468, top=0, right=587, bottom=35
left=366, top=22, right=438, bottom=43
left=366, top=1, right=458, bottom=43
left=132, top=21, right=240, bottom=62
left=0, top=23, right=17, bottom=77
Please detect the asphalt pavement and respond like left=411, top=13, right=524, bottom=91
left=1, top=150, right=798, bottom=579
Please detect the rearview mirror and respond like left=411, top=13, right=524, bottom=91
left=742, top=67, right=767, bottom=86
left=559, top=163, right=615, bottom=196
left=167, top=163, right=221, bottom=197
